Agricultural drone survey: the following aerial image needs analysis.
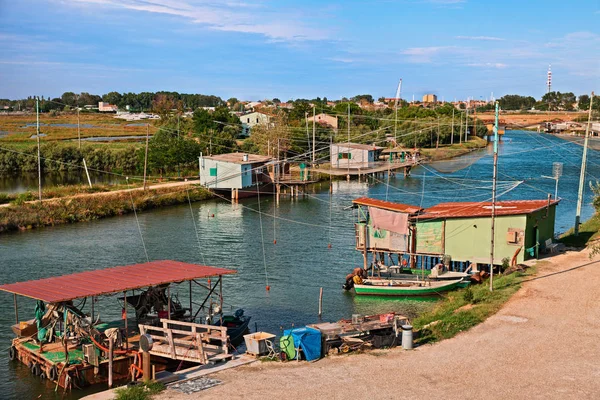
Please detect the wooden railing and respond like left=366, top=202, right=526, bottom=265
left=138, top=319, right=229, bottom=364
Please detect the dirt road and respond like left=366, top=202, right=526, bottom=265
left=160, top=249, right=600, bottom=400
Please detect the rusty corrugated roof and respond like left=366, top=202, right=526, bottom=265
left=205, top=152, right=273, bottom=164
left=0, top=260, right=236, bottom=303
left=353, top=197, right=422, bottom=214
left=418, top=199, right=559, bottom=219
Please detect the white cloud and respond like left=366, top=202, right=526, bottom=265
left=455, top=36, right=504, bottom=41
left=67, top=0, right=328, bottom=41
left=401, top=46, right=457, bottom=63
left=466, top=62, right=508, bottom=69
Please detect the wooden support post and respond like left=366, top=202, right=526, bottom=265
left=189, top=281, right=193, bottom=320
left=13, top=294, right=18, bottom=324
left=108, top=336, right=114, bottom=388
left=91, top=296, right=94, bottom=322
left=219, top=276, right=224, bottom=326
left=123, top=291, right=128, bottom=351
left=83, top=158, right=92, bottom=188
left=318, top=287, right=323, bottom=318
left=142, top=351, right=151, bottom=382
left=167, top=286, right=171, bottom=320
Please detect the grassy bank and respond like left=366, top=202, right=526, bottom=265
left=420, top=137, right=487, bottom=161
left=559, top=212, right=600, bottom=248
left=0, top=185, right=214, bottom=233
left=413, top=266, right=536, bottom=344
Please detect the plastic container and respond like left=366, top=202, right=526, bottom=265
left=244, top=332, right=275, bottom=356
left=401, top=325, right=413, bottom=350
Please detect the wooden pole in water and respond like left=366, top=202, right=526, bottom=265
left=108, top=336, right=114, bottom=388
left=318, top=287, right=323, bottom=317
left=13, top=294, right=18, bottom=324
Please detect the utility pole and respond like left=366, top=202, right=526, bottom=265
left=575, top=92, right=594, bottom=236
left=312, top=106, right=316, bottom=164
left=305, top=112, right=310, bottom=154
left=465, top=107, right=469, bottom=142
left=347, top=103, right=351, bottom=175
left=451, top=108, right=455, bottom=145
left=36, top=96, right=42, bottom=201
left=489, top=102, right=499, bottom=292
left=436, top=116, right=440, bottom=149
left=77, top=106, right=81, bottom=149
left=143, top=123, right=149, bottom=190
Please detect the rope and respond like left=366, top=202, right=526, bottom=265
left=186, top=187, right=206, bottom=265
left=126, top=177, right=149, bottom=262
left=255, top=171, right=270, bottom=289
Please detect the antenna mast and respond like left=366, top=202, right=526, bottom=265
left=394, top=79, right=402, bottom=144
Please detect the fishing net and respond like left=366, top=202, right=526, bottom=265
left=427, top=151, right=486, bottom=173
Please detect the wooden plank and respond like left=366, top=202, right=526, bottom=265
left=166, top=330, right=176, bottom=359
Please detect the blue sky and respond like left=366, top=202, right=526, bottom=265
left=0, top=0, right=598, bottom=101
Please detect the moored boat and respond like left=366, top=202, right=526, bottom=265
left=354, top=278, right=464, bottom=296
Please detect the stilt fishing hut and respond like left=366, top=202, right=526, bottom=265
left=0, top=260, right=238, bottom=391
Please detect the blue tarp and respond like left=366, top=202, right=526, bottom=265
left=283, top=327, right=322, bottom=361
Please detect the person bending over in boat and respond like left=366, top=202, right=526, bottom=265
left=343, top=268, right=367, bottom=290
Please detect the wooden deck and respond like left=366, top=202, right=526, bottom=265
left=313, top=160, right=420, bottom=176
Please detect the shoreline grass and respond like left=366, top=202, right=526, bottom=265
left=558, top=212, right=600, bottom=248
left=0, top=185, right=214, bottom=234
left=412, top=265, right=537, bottom=344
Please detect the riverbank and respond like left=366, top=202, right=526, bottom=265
left=158, top=248, right=600, bottom=399
left=550, top=132, right=600, bottom=151
left=0, top=139, right=486, bottom=234
left=0, top=182, right=213, bottom=233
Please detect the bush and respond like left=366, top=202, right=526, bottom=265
left=114, top=381, right=164, bottom=400
left=463, top=286, right=474, bottom=303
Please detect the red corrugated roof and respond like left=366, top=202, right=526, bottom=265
left=0, top=260, right=236, bottom=303
left=353, top=197, right=422, bottom=214
left=418, top=199, right=559, bottom=219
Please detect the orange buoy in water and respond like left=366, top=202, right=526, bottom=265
left=328, top=243, right=332, bottom=249
left=211, top=214, right=215, bottom=218
left=273, top=240, right=277, bottom=244
left=207, top=279, right=211, bottom=285
left=266, top=285, right=271, bottom=291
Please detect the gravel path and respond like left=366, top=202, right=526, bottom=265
left=159, top=249, right=600, bottom=400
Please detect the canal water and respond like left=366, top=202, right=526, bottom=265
left=0, top=131, right=599, bottom=399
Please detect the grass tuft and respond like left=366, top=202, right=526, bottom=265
left=114, top=381, right=165, bottom=400
left=413, top=266, right=536, bottom=344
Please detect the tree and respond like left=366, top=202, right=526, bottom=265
left=351, top=94, right=374, bottom=104
left=272, top=98, right=281, bottom=104
left=102, top=91, right=122, bottom=106
left=152, top=94, right=176, bottom=121
left=578, top=94, right=590, bottom=111
left=61, top=92, right=77, bottom=107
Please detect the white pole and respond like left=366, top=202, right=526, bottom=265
left=77, top=106, right=81, bottom=150
left=36, top=97, right=42, bottom=201
left=83, top=158, right=92, bottom=188
left=143, top=123, right=149, bottom=190
left=575, top=92, right=594, bottom=236
left=312, top=106, right=316, bottom=164
left=490, top=102, right=499, bottom=292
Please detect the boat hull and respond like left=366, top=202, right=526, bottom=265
left=354, top=279, right=463, bottom=296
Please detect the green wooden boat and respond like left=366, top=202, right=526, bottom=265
left=354, top=278, right=464, bottom=296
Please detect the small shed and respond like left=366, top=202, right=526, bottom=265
left=331, top=143, right=384, bottom=168
left=417, top=199, right=559, bottom=264
left=199, top=152, right=273, bottom=190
